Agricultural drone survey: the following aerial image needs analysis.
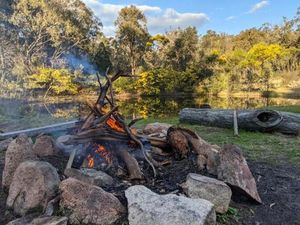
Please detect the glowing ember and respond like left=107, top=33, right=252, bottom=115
left=95, top=144, right=113, bottom=164
left=87, top=154, right=95, bottom=168
left=86, top=144, right=113, bottom=168
left=106, top=117, right=124, bottom=132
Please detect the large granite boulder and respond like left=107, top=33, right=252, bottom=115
left=2, top=134, right=36, bottom=190
left=126, top=185, right=216, bottom=225
left=59, top=178, right=125, bottom=225
left=183, top=173, right=232, bottom=213
left=6, top=161, right=60, bottom=216
left=33, top=135, right=55, bottom=157
left=217, top=144, right=262, bottom=203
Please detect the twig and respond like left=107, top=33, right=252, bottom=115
left=96, top=72, right=102, bottom=90
left=96, top=70, right=122, bottom=108
left=128, top=117, right=143, bottom=127
left=96, top=106, right=118, bottom=125
left=85, top=99, right=102, bottom=117
left=103, top=68, right=115, bottom=107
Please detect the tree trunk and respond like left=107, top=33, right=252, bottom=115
left=179, top=108, right=300, bottom=135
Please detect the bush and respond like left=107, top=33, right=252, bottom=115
left=28, top=67, right=78, bottom=97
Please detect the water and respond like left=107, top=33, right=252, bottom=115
left=0, top=95, right=299, bottom=132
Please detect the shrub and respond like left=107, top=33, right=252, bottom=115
left=28, top=67, right=78, bottom=97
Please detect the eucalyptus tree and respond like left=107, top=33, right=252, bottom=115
left=163, top=27, right=199, bottom=72
left=115, top=5, right=150, bottom=75
left=10, top=0, right=102, bottom=68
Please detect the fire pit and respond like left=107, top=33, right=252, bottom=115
left=0, top=69, right=263, bottom=225
left=57, top=70, right=262, bottom=206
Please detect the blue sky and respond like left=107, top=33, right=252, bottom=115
left=82, top=0, right=300, bottom=36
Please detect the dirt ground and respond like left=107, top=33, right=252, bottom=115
left=0, top=150, right=300, bottom=225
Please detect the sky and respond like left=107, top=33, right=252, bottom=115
left=82, top=0, right=300, bottom=36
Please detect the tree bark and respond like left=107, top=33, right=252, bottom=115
left=179, top=108, right=300, bottom=135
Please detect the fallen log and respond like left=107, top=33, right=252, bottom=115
left=179, top=108, right=300, bottom=135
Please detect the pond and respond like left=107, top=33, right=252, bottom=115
left=0, top=95, right=300, bottom=132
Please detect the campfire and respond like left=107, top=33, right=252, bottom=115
left=57, top=70, right=262, bottom=207
left=63, top=69, right=166, bottom=180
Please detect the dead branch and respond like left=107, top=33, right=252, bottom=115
left=128, top=117, right=143, bottom=127
left=116, top=148, right=143, bottom=180
left=116, top=114, right=157, bottom=177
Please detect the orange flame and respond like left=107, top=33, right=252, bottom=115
left=87, top=154, right=94, bottom=168
left=106, top=117, right=124, bottom=133
left=86, top=145, right=113, bottom=168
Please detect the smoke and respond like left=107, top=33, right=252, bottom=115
left=63, top=53, right=98, bottom=75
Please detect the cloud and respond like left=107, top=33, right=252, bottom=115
left=248, top=0, right=269, bottom=14
left=82, top=0, right=209, bottom=36
left=148, top=8, right=209, bottom=34
left=225, top=16, right=236, bottom=21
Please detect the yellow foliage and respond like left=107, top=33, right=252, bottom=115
left=28, top=67, right=78, bottom=95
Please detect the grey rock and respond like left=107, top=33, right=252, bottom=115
left=29, top=216, right=68, bottom=225
left=7, top=216, right=68, bottom=225
left=59, top=178, right=125, bottom=225
left=5, top=214, right=37, bottom=225
left=143, top=122, right=172, bottom=136
left=64, top=168, right=114, bottom=187
left=2, top=134, right=36, bottom=190
left=6, top=161, right=60, bottom=216
left=0, top=137, right=13, bottom=151
left=126, top=185, right=216, bottom=225
left=33, top=135, right=55, bottom=156
left=217, top=144, right=262, bottom=203
left=55, top=135, right=75, bottom=154
left=183, top=173, right=232, bottom=213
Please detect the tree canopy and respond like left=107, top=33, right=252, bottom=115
left=0, top=3, right=299, bottom=98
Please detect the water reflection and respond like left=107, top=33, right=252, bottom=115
left=116, top=96, right=194, bottom=118
left=0, top=99, right=80, bottom=132
left=0, top=95, right=299, bottom=132
left=118, top=95, right=300, bottom=118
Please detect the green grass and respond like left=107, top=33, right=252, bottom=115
left=266, top=105, right=300, bottom=114
left=135, top=105, right=300, bottom=166
left=217, top=207, right=240, bottom=225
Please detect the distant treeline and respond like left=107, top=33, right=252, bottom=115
left=0, top=0, right=299, bottom=97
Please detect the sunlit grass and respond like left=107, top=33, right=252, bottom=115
left=266, top=105, right=300, bottom=113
